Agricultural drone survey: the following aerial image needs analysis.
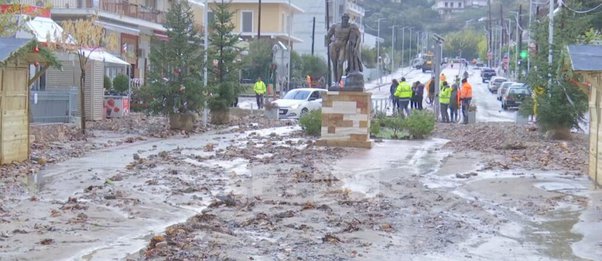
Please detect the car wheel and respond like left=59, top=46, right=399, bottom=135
left=300, top=108, right=309, bottom=117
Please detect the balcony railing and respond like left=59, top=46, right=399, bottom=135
left=43, top=0, right=166, bottom=24
left=345, top=1, right=365, bottom=16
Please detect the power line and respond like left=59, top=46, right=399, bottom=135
left=560, top=0, right=602, bottom=14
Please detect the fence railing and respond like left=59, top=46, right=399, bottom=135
left=371, top=96, right=393, bottom=116
left=30, top=90, right=79, bottom=123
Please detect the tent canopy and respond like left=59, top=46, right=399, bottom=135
left=78, top=49, right=130, bottom=66
left=0, top=37, right=32, bottom=63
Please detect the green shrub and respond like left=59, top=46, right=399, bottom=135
left=112, top=74, right=130, bottom=94
left=403, top=110, right=435, bottom=139
left=381, top=116, right=405, bottom=139
left=299, top=109, right=322, bottom=136
left=103, top=75, right=112, bottom=91
left=369, top=119, right=381, bottom=136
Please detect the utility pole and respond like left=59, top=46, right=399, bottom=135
left=287, top=0, right=291, bottom=97
left=527, top=0, right=533, bottom=74
left=202, top=0, right=209, bottom=127
left=518, top=5, right=523, bottom=79
left=376, top=18, right=385, bottom=85
left=547, top=0, right=554, bottom=90
left=391, top=25, right=396, bottom=73
left=325, top=0, right=331, bottom=86
left=408, top=27, right=413, bottom=68
left=488, top=0, right=492, bottom=67
left=311, top=17, right=316, bottom=56
left=258, top=0, right=262, bottom=39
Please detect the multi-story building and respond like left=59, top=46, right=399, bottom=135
left=292, top=0, right=365, bottom=61
left=434, top=0, right=468, bottom=15
left=47, top=0, right=170, bottom=82
left=202, top=0, right=303, bottom=45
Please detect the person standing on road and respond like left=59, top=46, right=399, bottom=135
left=254, top=77, right=267, bottom=109
left=460, top=78, right=473, bottom=124
left=415, top=81, right=424, bottom=110
left=394, top=77, right=412, bottom=117
left=449, top=84, right=460, bottom=122
left=410, top=81, right=419, bottom=110
left=439, top=81, right=451, bottom=123
left=389, top=79, right=399, bottom=112
left=426, top=76, right=435, bottom=105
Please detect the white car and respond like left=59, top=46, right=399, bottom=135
left=272, top=88, right=327, bottom=118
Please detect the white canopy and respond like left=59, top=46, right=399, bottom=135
left=78, top=49, right=130, bottom=66
left=15, top=17, right=67, bottom=43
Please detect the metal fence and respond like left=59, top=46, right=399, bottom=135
left=371, top=96, right=393, bottom=116
left=30, top=90, right=79, bottom=123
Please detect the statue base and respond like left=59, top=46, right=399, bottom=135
left=328, top=72, right=365, bottom=92
left=316, top=90, right=372, bottom=149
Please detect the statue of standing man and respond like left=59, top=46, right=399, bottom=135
left=326, top=13, right=364, bottom=91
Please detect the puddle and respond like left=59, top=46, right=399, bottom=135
left=524, top=211, right=586, bottom=260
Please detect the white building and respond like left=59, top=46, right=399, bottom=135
left=291, top=0, right=365, bottom=61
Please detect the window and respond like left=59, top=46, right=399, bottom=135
left=241, top=11, right=253, bottom=33
left=445, top=2, right=448, bottom=7
left=450, top=2, right=454, bottom=8
left=458, top=2, right=462, bottom=8
left=145, top=0, right=156, bottom=9
left=207, top=11, right=214, bottom=25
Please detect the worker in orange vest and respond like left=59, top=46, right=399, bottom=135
left=459, top=78, right=473, bottom=124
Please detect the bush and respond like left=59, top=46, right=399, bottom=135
left=112, top=74, right=130, bottom=94
left=381, top=116, right=405, bottom=139
left=103, top=75, right=112, bottom=91
left=403, top=110, right=435, bottom=139
left=369, top=119, right=381, bottom=136
left=299, top=109, right=322, bottom=136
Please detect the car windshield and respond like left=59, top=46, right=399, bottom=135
left=509, top=88, right=530, bottom=94
left=494, top=78, right=507, bottom=83
left=283, top=90, right=310, bottom=100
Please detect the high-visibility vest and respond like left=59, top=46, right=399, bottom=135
left=254, top=81, right=267, bottom=94
left=394, top=81, right=413, bottom=99
left=439, top=86, right=451, bottom=104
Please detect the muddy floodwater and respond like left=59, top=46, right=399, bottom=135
left=1, top=126, right=601, bottom=261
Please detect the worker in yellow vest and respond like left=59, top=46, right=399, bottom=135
left=254, top=77, right=267, bottom=109
left=394, top=77, right=413, bottom=117
left=439, top=81, right=452, bottom=123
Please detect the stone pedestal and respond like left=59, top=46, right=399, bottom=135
left=317, top=91, right=372, bottom=149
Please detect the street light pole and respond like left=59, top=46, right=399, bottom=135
left=376, top=18, right=386, bottom=84
left=202, top=0, right=209, bottom=127
left=408, top=27, right=413, bottom=69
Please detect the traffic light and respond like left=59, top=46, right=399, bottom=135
left=519, top=50, right=528, bottom=59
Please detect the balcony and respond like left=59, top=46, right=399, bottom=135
left=41, top=0, right=166, bottom=24
left=345, top=1, right=365, bottom=17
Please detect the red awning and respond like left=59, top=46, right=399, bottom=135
left=153, top=30, right=169, bottom=41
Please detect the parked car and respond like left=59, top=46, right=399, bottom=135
left=502, top=84, right=531, bottom=110
left=497, top=81, right=516, bottom=101
left=488, top=76, right=507, bottom=93
left=272, top=88, right=326, bottom=119
left=480, top=68, right=496, bottom=83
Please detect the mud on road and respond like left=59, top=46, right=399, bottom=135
left=1, top=118, right=600, bottom=261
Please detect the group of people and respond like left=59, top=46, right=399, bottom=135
left=438, top=77, right=472, bottom=124
left=389, top=73, right=473, bottom=124
left=389, top=77, right=426, bottom=116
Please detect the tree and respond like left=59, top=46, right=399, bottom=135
left=443, top=29, right=485, bottom=60
left=207, top=0, right=241, bottom=124
left=61, top=17, right=117, bottom=133
left=145, top=0, right=204, bottom=125
left=299, top=54, right=327, bottom=81
left=242, top=39, right=272, bottom=81
left=522, top=0, right=598, bottom=137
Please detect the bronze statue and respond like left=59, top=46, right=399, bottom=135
left=326, top=13, right=363, bottom=91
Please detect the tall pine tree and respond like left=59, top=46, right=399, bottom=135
left=522, top=0, right=600, bottom=137
left=207, top=0, right=241, bottom=124
left=146, top=0, right=204, bottom=118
